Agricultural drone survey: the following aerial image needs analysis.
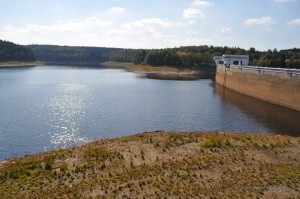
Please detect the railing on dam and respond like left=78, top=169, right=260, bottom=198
left=218, top=65, right=300, bottom=76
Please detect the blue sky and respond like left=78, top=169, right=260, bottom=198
left=0, top=0, right=299, bottom=50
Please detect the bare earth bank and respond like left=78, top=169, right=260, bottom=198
left=1, top=131, right=299, bottom=198
left=0, top=61, right=42, bottom=68
left=101, top=62, right=215, bottom=80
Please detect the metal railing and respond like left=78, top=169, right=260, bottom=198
left=218, top=65, right=300, bottom=75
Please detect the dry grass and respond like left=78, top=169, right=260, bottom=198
left=0, top=131, right=300, bottom=198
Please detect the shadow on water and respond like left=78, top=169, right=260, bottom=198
left=214, top=83, right=300, bottom=137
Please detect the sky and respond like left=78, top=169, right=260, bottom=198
left=0, top=0, right=299, bottom=50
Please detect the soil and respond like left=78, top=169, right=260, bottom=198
left=0, top=61, right=41, bottom=68
left=0, top=131, right=299, bottom=198
left=101, top=61, right=215, bottom=80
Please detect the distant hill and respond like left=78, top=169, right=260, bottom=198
left=0, top=40, right=36, bottom=62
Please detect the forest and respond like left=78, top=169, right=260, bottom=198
left=1, top=39, right=299, bottom=69
left=0, top=40, right=36, bottom=62
left=27, top=45, right=136, bottom=63
left=27, top=44, right=300, bottom=69
left=134, top=46, right=300, bottom=69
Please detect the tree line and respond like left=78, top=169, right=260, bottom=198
left=27, top=45, right=136, bottom=63
left=28, top=44, right=300, bottom=69
left=0, top=40, right=36, bottom=62
left=1, top=40, right=300, bottom=69
left=133, top=46, right=300, bottom=69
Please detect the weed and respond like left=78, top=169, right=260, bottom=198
left=44, top=155, right=55, bottom=170
left=120, top=136, right=131, bottom=142
left=201, top=139, right=222, bottom=148
left=98, top=161, right=106, bottom=170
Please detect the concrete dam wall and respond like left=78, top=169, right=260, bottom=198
left=215, top=66, right=300, bottom=111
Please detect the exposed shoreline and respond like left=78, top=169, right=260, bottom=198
left=1, top=131, right=299, bottom=198
left=0, top=61, right=42, bottom=68
left=101, top=61, right=215, bottom=80
left=0, top=60, right=215, bottom=80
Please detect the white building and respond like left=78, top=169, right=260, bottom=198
left=214, top=54, right=249, bottom=67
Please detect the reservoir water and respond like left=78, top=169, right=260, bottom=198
left=0, top=66, right=299, bottom=160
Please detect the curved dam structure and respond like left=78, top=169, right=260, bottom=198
left=215, top=65, right=300, bottom=111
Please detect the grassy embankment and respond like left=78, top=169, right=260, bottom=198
left=101, top=61, right=215, bottom=79
left=0, top=61, right=42, bottom=68
left=1, top=131, right=299, bottom=198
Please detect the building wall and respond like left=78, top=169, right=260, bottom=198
left=215, top=66, right=300, bottom=111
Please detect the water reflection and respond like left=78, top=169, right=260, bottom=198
left=1, top=66, right=300, bottom=160
left=47, top=84, right=89, bottom=149
left=215, top=83, right=300, bottom=136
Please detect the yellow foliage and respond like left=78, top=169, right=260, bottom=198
left=176, top=51, right=187, bottom=57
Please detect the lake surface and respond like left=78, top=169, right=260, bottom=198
left=0, top=66, right=299, bottom=159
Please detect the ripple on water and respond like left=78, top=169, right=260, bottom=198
left=45, top=84, right=90, bottom=149
left=0, top=67, right=299, bottom=160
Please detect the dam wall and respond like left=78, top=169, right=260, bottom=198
left=215, top=66, right=300, bottom=111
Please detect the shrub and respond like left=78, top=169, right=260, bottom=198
left=98, top=162, right=106, bottom=170
left=201, top=139, right=222, bottom=148
left=120, top=136, right=131, bottom=142
left=44, top=156, right=55, bottom=170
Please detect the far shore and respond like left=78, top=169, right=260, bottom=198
left=0, top=61, right=216, bottom=80
left=0, top=61, right=42, bottom=68
left=101, top=61, right=215, bottom=80
left=43, top=61, right=102, bottom=67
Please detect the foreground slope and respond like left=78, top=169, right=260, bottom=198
left=0, top=131, right=299, bottom=198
